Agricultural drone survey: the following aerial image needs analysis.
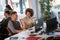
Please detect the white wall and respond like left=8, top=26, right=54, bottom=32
left=37, top=0, right=42, bottom=18
left=28, top=0, right=37, bottom=18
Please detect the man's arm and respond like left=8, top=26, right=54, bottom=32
left=7, top=21, right=23, bottom=34
left=8, top=21, right=17, bottom=34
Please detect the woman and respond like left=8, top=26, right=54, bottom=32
left=5, top=5, right=13, bottom=13
left=20, top=8, right=34, bottom=29
left=1, top=11, right=11, bottom=23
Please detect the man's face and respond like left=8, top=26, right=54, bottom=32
left=12, top=13, right=18, bottom=20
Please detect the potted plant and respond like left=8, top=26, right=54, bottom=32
left=40, top=0, right=53, bottom=21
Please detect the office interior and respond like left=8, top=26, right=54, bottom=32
left=0, top=0, right=60, bottom=40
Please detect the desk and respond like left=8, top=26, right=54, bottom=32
left=4, top=30, right=30, bottom=40
left=5, top=26, right=60, bottom=40
left=4, top=27, right=51, bottom=40
left=4, top=26, right=48, bottom=40
left=4, top=27, right=35, bottom=40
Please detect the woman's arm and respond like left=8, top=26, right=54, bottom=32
left=20, top=19, right=26, bottom=30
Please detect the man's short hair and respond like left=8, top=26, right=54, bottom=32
left=11, top=11, right=17, bottom=15
left=4, top=11, right=10, bottom=15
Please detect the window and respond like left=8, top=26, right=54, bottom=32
left=0, top=0, right=6, bottom=21
left=11, top=0, right=27, bottom=14
left=0, top=0, right=6, bottom=12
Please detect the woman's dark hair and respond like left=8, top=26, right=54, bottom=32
left=25, top=8, right=34, bottom=17
left=11, top=11, right=17, bottom=15
left=4, top=11, right=10, bottom=15
left=6, top=5, right=12, bottom=10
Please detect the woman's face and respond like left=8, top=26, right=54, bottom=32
left=4, top=13, right=9, bottom=18
left=26, top=12, right=31, bottom=17
left=6, top=7, right=9, bottom=11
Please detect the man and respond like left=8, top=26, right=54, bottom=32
left=0, top=11, right=11, bottom=40
left=7, top=11, right=22, bottom=35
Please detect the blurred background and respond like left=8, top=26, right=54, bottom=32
left=0, top=0, right=60, bottom=22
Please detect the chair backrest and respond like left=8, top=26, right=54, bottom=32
left=46, top=17, right=58, bottom=33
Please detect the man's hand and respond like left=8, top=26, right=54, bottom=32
left=16, top=30, right=24, bottom=33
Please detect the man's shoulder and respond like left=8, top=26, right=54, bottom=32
left=8, top=20, right=11, bottom=24
left=7, top=17, right=11, bottom=20
left=15, top=21, right=20, bottom=24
